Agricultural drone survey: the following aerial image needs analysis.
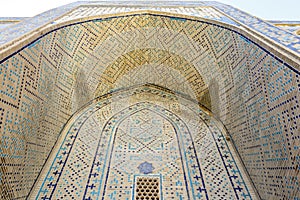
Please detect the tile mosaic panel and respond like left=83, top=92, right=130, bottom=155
left=0, top=18, right=28, bottom=31
left=1, top=1, right=299, bottom=57
left=0, top=13, right=299, bottom=199
left=30, top=85, right=256, bottom=199
left=53, top=6, right=239, bottom=26
left=205, top=1, right=300, bottom=54
left=268, top=21, right=300, bottom=35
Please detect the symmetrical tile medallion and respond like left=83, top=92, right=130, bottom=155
left=30, top=85, right=256, bottom=199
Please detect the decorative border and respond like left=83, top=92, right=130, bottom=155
left=1, top=1, right=299, bottom=57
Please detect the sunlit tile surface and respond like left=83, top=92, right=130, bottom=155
left=0, top=3, right=299, bottom=199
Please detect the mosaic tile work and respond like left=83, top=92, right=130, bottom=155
left=0, top=1, right=84, bottom=45
left=205, top=1, right=300, bottom=54
left=1, top=1, right=299, bottom=57
left=30, top=85, right=257, bottom=199
left=54, top=6, right=240, bottom=26
left=0, top=13, right=299, bottom=200
left=0, top=18, right=28, bottom=30
left=268, top=21, right=300, bottom=36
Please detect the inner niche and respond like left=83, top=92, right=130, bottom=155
left=30, top=85, right=256, bottom=199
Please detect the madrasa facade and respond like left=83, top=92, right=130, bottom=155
left=0, top=1, right=299, bottom=200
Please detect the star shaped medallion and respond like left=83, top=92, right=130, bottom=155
left=138, top=161, right=154, bottom=174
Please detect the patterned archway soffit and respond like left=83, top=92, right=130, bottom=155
left=1, top=2, right=299, bottom=64
left=94, top=48, right=207, bottom=100
left=0, top=12, right=299, bottom=74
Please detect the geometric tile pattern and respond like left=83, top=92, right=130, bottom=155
left=30, top=85, right=256, bottom=199
left=205, top=2, right=300, bottom=53
left=94, top=49, right=207, bottom=103
left=1, top=1, right=299, bottom=56
left=268, top=21, right=300, bottom=35
left=0, top=12, right=299, bottom=200
left=0, top=17, right=27, bottom=31
left=54, top=6, right=240, bottom=26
